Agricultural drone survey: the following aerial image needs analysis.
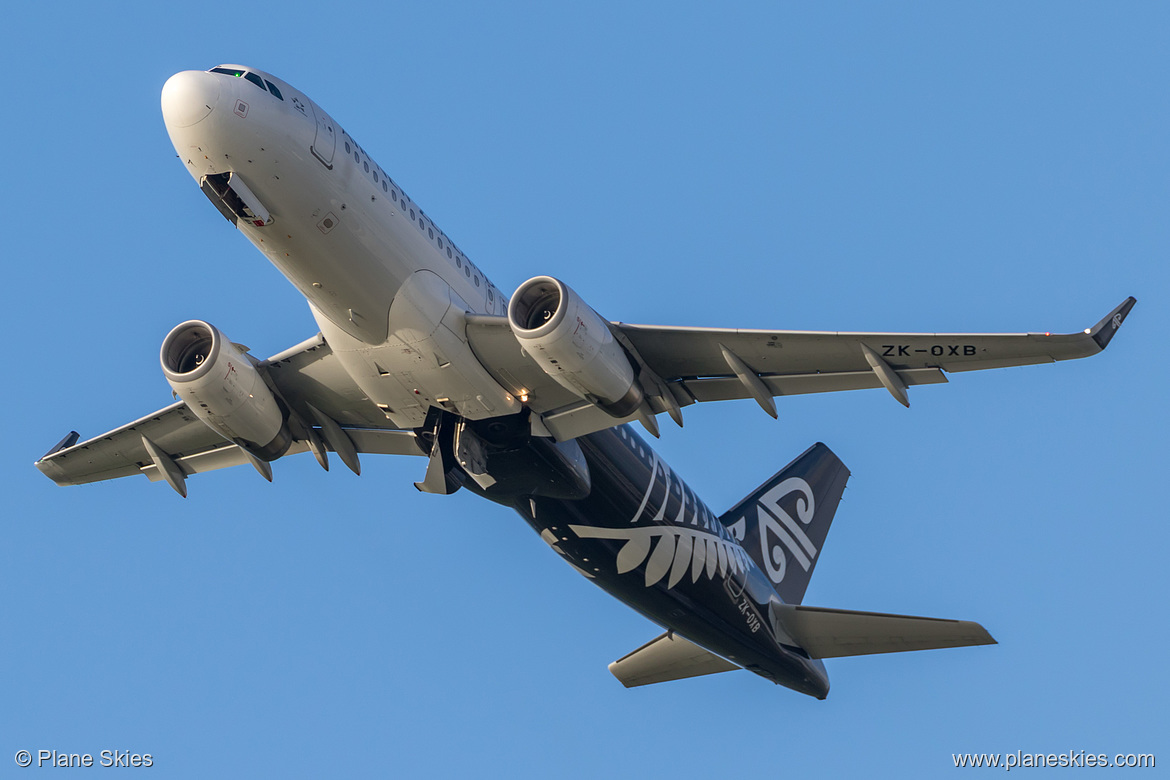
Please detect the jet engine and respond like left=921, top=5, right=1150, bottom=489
left=507, top=276, right=643, bottom=417
left=160, top=320, right=292, bottom=461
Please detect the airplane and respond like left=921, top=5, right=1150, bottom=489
left=35, top=65, right=1135, bottom=697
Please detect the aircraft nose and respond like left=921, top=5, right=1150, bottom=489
left=161, top=70, right=221, bottom=129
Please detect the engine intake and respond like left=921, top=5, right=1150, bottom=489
left=508, top=276, right=643, bottom=417
left=161, top=320, right=291, bottom=460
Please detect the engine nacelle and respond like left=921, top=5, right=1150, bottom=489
left=507, top=276, right=643, bottom=417
left=160, top=320, right=292, bottom=461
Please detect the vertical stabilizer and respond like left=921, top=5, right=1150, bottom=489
left=719, top=443, right=849, bottom=604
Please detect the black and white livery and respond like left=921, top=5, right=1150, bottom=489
left=35, top=66, right=1135, bottom=696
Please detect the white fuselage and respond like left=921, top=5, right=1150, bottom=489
left=161, top=65, right=520, bottom=428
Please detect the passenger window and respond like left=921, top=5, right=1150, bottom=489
left=447, top=248, right=452, bottom=258
left=456, top=256, right=461, bottom=268
left=363, top=161, right=369, bottom=173
left=488, top=289, right=494, bottom=302
left=243, top=72, right=266, bottom=91
left=428, top=228, right=434, bottom=239
left=382, top=181, right=388, bottom=192
left=474, top=276, right=480, bottom=287
left=437, top=238, right=443, bottom=250
left=373, top=171, right=378, bottom=183
left=345, top=141, right=351, bottom=154
left=264, top=80, right=283, bottom=100
left=354, top=152, right=359, bottom=163
left=465, top=266, right=470, bottom=278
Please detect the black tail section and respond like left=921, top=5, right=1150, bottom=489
left=719, top=443, right=849, bottom=605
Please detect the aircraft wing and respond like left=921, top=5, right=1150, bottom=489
left=35, top=334, right=424, bottom=490
left=465, top=297, right=1135, bottom=440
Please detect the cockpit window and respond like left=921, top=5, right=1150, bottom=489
left=264, top=80, right=283, bottom=100
left=208, top=67, right=270, bottom=94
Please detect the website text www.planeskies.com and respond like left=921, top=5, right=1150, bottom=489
left=953, top=750, right=1154, bottom=771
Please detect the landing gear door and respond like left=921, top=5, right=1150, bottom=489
left=310, top=105, right=336, bottom=169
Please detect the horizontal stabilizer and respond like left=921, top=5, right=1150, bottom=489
left=774, top=605, right=996, bottom=659
left=609, top=632, right=740, bottom=687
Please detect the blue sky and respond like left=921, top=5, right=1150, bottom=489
left=3, top=2, right=1166, bottom=777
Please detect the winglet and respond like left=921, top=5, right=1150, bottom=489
left=1088, top=296, right=1136, bottom=351
left=40, top=431, right=79, bottom=461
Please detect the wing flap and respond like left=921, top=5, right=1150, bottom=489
left=774, top=605, right=996, bottom=659
left=683, top=367, right=947, bottom=402
left=345, top=429, right=424, bottom=456
left=136, top=429, right=423, bottom=482
left=141, top=440, right=304, bottom=482
left=609, top=632, right=740, bottom=688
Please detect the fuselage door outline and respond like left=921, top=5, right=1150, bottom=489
left=308, top=100, right=336, bottom=169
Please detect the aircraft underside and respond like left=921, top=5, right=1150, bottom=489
left=34, top=63, right=1135, bottom=696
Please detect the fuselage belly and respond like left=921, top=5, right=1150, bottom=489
left=162, top=65, right=830, bottom=695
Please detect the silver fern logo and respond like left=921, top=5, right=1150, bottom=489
left=753, top=477, right=817, bottom=586
left=569, top=524, right=751, bottom=589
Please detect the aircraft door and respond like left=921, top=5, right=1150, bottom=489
left=310, top=106, right=336, bottom=168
